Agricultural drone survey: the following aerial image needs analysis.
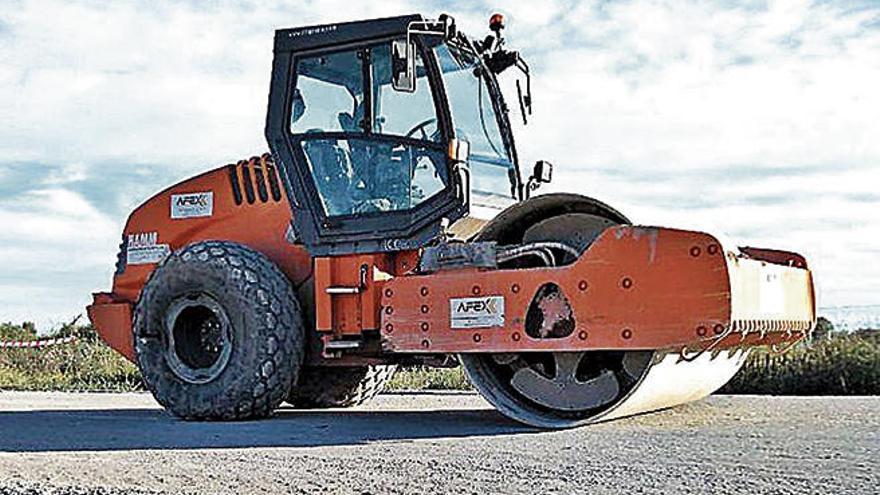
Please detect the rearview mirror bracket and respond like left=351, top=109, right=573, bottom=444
left=393, top=15, right=458, bottom=93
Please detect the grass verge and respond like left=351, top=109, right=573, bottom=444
left=1, top=321, right=877, bottom=395
left=387, top=366, right=470, bottom=391
left=721, top=332, right=880, bottom=395
left=0, top=322, right=142, bottom=392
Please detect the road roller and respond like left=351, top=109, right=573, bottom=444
left=87, top=13, right=816, bottom=428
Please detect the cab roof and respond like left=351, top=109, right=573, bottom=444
left=274, top=14, right=422, bottom=53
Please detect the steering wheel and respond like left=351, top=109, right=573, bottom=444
left=404, top=118, right=438, bottom=141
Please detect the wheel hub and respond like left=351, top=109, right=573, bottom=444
left=462, top=350, right=654, bottom=428
left=509, top=353, right=620, bottom=411
left=164, top=294, right=233, bottom=384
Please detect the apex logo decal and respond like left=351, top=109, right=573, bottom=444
left=175, top=195, right=209, bottom=208
left=450, top=296, right=505, bottom=329
left=456, top=298, right=500, bottom=314
left=171, top=192, right=213, bottom=219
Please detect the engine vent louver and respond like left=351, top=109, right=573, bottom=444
left=226, top=165, right=243, bottom=205
left=266, top=161, right=283, bottom=201
left=227, top=154, right=282, bottom=206
left=254, top=161, right=269, bottom=202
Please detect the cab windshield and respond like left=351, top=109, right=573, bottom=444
left=434, top=43, right=517, bottom=200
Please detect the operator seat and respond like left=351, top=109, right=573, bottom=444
left=338, top=106, right=379, bottom=208
left=337, top=105, right=407, bottom=212
left=302, top=130, right=354, bottom=215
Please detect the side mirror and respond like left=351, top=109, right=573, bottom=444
left=391, top=39, right=416, bottom=93
left=532, top=160, right=553, bottom=184
left=526, top=160, right=553, bottom=198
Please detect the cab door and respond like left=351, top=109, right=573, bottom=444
left=268, top=28, right=467, bottom=255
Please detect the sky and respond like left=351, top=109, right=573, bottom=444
left=0, top=0, right=878, bottom=331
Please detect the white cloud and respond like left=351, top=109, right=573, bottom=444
left=508, top=1, right=880, bottom=172
left=42, top=162, right=88, bottom=185
left=0, top=188, right=118, bottom=268
left=0, top=0, right=878, bottom=329
left=503, top=0, right=880, bottom=309
left=0, top=187, right=118, bottom=329
left=0, top=0, right=426, bottom=167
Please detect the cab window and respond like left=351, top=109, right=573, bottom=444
left=435, top=43, right=515, bottom=199
left=290, top=42, right=448, bottom=218
left=290, top=50, right=364, bottom=134
left=371, top=44, right=441, bottom=142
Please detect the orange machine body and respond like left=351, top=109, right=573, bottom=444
left=88, top=156, right=815, bottom=364
left=317, top=226, right=814, bottom=357
left=89, top=155, right=312, bottom=361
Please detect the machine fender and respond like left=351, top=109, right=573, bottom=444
left=87, top=293, right=134, bottom=361
left=476, top=193, right=631, bottom=244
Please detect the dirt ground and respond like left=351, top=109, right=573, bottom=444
left=0, top=391, right=876, bottom=494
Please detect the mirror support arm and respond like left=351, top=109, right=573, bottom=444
left=525, top=160, right=552, bottom=199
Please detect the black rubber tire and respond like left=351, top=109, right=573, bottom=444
left=287, top=365, right=397, bottom=408
left=133, top=240, right=304, bottom=420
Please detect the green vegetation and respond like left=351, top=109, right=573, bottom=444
left=721, top=329, right=880, bottom=395
left=387, top=319, right=880, bottom=395
left=0, top=321, right=142, bottom=392
left=1, top=317, right=877, bottom=395
left=387, top=366, right=470, bottom=391
left=0, top=321, right=38, bottom=341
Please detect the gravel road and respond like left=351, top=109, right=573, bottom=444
left=0, top=391, right=876, bottom=494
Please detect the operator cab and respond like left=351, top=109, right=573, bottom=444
left=266, top=14, right=531, bottom=255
